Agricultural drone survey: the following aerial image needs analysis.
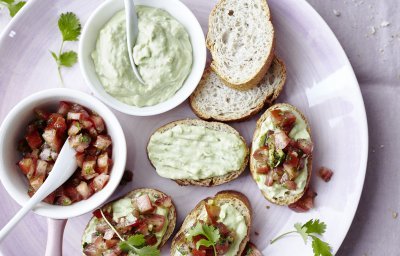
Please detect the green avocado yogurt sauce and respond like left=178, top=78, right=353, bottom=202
left=92, top=6, right=193, bottom=107
left=177, top=203, right=247, bottom=256
left=253, top=106, right=310, bottom=200
left=147, top=124, right=247, bottom=180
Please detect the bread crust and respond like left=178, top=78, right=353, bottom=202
left=147, top=119, right=249, bottom=187
left=189, top=57, right=286, bottom=122
left=171, top=190, right=252, bottom=256
left=206, top=0, right=275, bottom=90
left=249, top=103, right=313, bottom=205
left=81, top=188, right=177, bottom=249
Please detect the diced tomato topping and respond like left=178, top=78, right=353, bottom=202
left=274, top=130, right=291, bottom=150
left=285, top=180, right=297, bottom=190
left=92, top=209, right=102, bottom=219
left=252, top=146, right=269, bottom=162
left=67, top=112, right=82, bottom=121
left=319, top=167, right=333, bottom=182
left=285, top=151, right=299, bottom=168
left=68, top=121, right=81, bottom=136
left=154, top=195, right=172, bottom=208
left=64, top=185, right=81, bottom=202
left=25, top=129, right=43, bottom=150
left=136, top=222, right=149, bottom=236
left=91, top=173, right=109, bottom=192
left=30, top=176, right=44, bottom=191
left=43, top=192, right=56, bottom=204
left=96, top=152, right=110, bottom=173
left=75, top=152, right=85, bottom=168
left=205, top=204, right=220, bottom=224
left=216, top=240, right=230, bottom=255
left=265, top=173, right=274, bottom=186
left=80, top=117, right=94, bottom=129
left=103, top=229, right=115, bottom=240
left=192, top=249, right=207, bottom=256
left=271, top=109, right=297, bottom=132
left=82, top=157, right=97, bottom=180
left=34, top=108, right=50, bottom=120
left=145, top=234, right=157, bottom=246
left=146, top=214, right=165, bottom=232
left=69, top=134, right=91, bottom=153
left=256, top=165, right=270, bottom=174
left=35, top=159, right=48, bottom=178
left=42, top=128, right=62, bottom=152
left=215, top=222, right=230, bottom=236
left=76, top=181, right=93, bottom=199
left=52, top=116, right=67, bottom=134
left=105, top=239, right=119, bottom=248
left=136, top=194, right=154, bottom=214
left=288, top=188, right=317, bottom=212
left=18, top=157, right=36, bottom=178
left=56, top=195, right=72, bottom=206
left=88, top=127, right=98, bottom=138
left=90, top=115, right=105, bottom=133
left=57, top=101, right=71, bottom=116
left=93, top=135, right=112, bottom=150
left=296, top=139, right=313, bottom=155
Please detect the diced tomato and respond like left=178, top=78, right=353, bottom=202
left=91, top=173, right=109, bottom=192
left=154, top=195, right=172, bottom=208
left=216, top=240, right=230, bottom=255
left=274, top=130, right=291, bottom=150
left=192, top=249, right=207, bottom=256
left=103, top=229, right=115, bottom=240
left=88, top=127, right=98, bottom=138
left=97, top=152, right=110, bottom=173
left=56, top=195, right=72, bottom=206
left=145, top=234, right=157, bottom=246
left=75, top=152, right=85, bottom=168
left=64, top=185, right=81, bottom=202
left=80, top=117, right=94, bottom=129
left=93, top=135, right=112, bottom=150
left=252, top=146, right=269, bottom=162
left=105, top=239, right=119, bottom=248
left=90, top=115, right=105, bottom=133
left=68, top=121, right=81, bottom=136
left=319, top=167, right=333, bottom=182
left=76, top=181, right=93, bottom=199
left=42, top=128, right=62, bottom=152
left=136, top=194, right=154, bottom=213
left=146, top=214, right=165, bottom=232
left=43, top=192, right=56, bottom=204
left=30, top=176, right=44, bottom=191
left=52, top=116, right=67, bottom=134
left=271, top=109, right=297, bottom=132
left=69, top=134, right=91, bottom=153
left=215, top=222, right=230, bottom=236
left=265, top=173, right=274, bottom=186
left=25, top=129, right=43, bottom=150
left=35, top=159, right=48, bottom=178
left=67, top=112, right=82, bottom=121
left=18, top=157, right=36, bottom=178
left=92, top=209, right=102, bottom=219
left=256, top=165, right=270, bottom=174
left=285, top=151, right=299, bottom=167
left=25, top=149, right=39, bottom=159
left=285, top=180, right=297, bottom=190
left=136, top=221, right=149, bottom=236
left=288, top=188, right=317, bottom=212
left=34, top=108, right=50, bottom=120
left=57, top=101, right=71, bottom=116
left=296, top=139, right=313, bottom=155
left=205, top=204, right=220, bottom=224
left=82, top=157, right=97, bottom=180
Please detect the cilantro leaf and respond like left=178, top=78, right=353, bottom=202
left=294, top=223, right=308, bottom=244
left=196, top=239, right=214, bottom=250
left=311, top=236, right=332, bottom=256
left=303, top=219, right=326, bottom=235
left=0, top=0, right=14, bottom=4
left=119, top=234, right=159, bottom=256
left=50, top=51, right=58, bottom=61
left=59, top=51, right=77, bottom=67
left=135, top=245, right=160, bottom=256
left=188, top=222, right=204, bottom=239
left=202, top=224, right=220, bottom=243
left=58, top=12, right=81, bottom=41
left=1, top=0, right=26, bottom=17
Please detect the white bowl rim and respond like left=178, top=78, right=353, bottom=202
left=0, top=88, right=127, bottom=219
left=79, top=0, right=207, bottom=116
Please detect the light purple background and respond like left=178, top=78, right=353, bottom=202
left=0, top=0, right=398, bottom=255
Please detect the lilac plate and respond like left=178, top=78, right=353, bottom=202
left=0, top=0, right=368, bottom=255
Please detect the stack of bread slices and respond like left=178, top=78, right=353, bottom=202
left=190, top=0, right=285, bottom=122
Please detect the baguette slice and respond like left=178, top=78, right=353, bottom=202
left=81, top=188, right=176, bottom=253
left=206, top=0, right=275, bottom=90
left=250, top=103, right=313, bottom=205
left=190, top=57, right=286, bottom=122
left=171, top=190, right=252, bottom=256
left=147, top=119, right=249, bottom=186
left=242, top=243, right=262, bottom=256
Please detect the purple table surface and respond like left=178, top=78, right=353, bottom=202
left=0, top=0, right=399, bottom=255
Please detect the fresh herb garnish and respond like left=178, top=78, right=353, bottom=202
left=188, top=222, right=220, bottom=256
left=0, top=0, right=26, bottom=17
left=270, top=219, right=332, bottom=256
left=98, top=209, right=160, bottom=256
left=50, top=12, right=81, bottom=85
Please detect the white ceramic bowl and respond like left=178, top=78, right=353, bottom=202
left=79, top=0, right=207, bottom=116
left=0, top=88, right=127, bottom=219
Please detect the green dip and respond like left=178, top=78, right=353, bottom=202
left=92, top=6, right=193, bottom=107
left=253, top=106, right=311, bottom=200
left=147, top=124, right=247, bottom=180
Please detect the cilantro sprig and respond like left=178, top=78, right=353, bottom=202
left=270, top=219, right=332, bottom=256
left=98, top=209, right=160, bottom=256
left=50, top=12, right=81, bottom=85
left=188, top=222, right=220, bottom=256
left=0, top=0, right=26, bottom=17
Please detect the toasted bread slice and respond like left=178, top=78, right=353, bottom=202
left=190, top=57, right=286, bottom=122
left=250, top=103, right=313, bottom=205
left=206, top=0, right=275, bottom=90
left=242, top=242, right=262, bottom=256
left=171, top=191, right=252, bottom=256
left=147, top=119, right=249, bottom=186
left=81, top=188, right=176, bottom=252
